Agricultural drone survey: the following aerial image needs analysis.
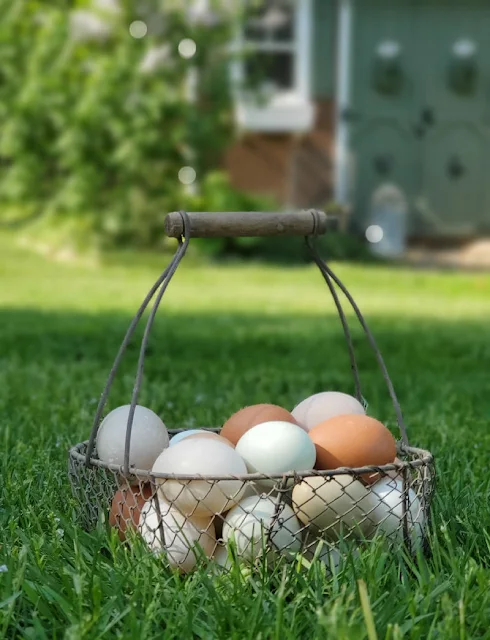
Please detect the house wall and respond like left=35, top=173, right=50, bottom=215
left=225, top=0, right=337, bottom=209
left=227, top=0, right=490, bottom=240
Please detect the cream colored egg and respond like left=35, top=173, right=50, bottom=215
left=292, top=474, right=374, bottom=541
left=367, top=477, right=425, bottom=550
left=291, top=392, right=365, bottom=431
left=138, top=498, right=216, bottom=573
left=235, top=421, right=316, bottom=490
left=152, top=438, right=247, bottom=517
left=222, top=495, right=303, bottom=563
left=96, top=404, right=169, bottom=470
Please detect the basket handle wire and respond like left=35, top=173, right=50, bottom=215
left=308, top=247, right=363, bottom=405
left=305, top=234, right=409, bottom=447
left=84, top=212, right=191, bottom=470
left=85, top=210, right=408, bottom=471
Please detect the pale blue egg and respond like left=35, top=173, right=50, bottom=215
left=169, top=429, right=207, bottom=447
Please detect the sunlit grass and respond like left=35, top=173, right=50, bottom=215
left=1, top=231, right=490, bottom=638
left=2, top=231, right=490, bottom=319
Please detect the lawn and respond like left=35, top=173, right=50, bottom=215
left=1, top=230, right=490, bottom=639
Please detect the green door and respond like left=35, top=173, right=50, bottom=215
left=416, top=3, right=490, bottom=235
left=351, top=0, right=490, bottom=237
left=350, top=1, right=418, bottom=231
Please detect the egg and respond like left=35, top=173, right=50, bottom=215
left=96, top=404, right=169, bottom=470
left=169, top=430, right=207, bottom=446
left=291, top=474, right=374, bottom=541
left=213, top=544, right=233, bottom=571
left=138, top=498, right=216, bottom=573
left=366, top=477, right=425, bottom=550
left=109, top=483, right=153, bottom=541
left=292, top=391, right=365, bottom=431
left=309, top=414, right=396, bottom=484
left=221, top=404, right=301, bottom=445
left=185, top=432, right=235, bottom=448
left=222, top=495, right=303, bottom=563
left=303, top=540, right=342, bottom=573
left=235, top=421, right=316, bottom=490
left=385, top=457, right=404, bottom=480
left=152, top=438, right=247, bottom=517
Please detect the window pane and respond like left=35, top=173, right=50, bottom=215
left=244, top=51, right=294, bottom=91
left=244, top=0, right=295, bottom=43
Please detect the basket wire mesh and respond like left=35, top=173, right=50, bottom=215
left=68, top=210, right=436, bottom=574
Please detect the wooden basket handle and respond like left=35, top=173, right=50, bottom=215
left=164, top=209, right=330, bottom=238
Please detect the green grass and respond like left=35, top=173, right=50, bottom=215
left=1, top=230, right=490, bottom=639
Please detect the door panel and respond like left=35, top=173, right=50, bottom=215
left=351, top=0, right=417, bottom=229
left=416, top=5, right=490, bottom=232
left=417, top=6, right=490, bottom=123
left=418, top=124, right=488, bottom=234
left=351, top=0, right=490, bottom=236
left=353, top=122, right=417, bottom=229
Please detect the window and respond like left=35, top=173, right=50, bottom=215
left=231, top=0, right=315, bottom=133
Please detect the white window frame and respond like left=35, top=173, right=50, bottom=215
left=230, top=0, right=315, bottom=133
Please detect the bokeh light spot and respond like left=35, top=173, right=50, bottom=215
left=365, top=225, right=384, bottom=244
left=179, top=166, right=197, bottom=185
left=129, top=20, right=147, bottom=39
left=178, top=38, right=197, bottom=59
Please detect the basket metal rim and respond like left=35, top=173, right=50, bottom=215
left=69, top=433, right=434, bottom=482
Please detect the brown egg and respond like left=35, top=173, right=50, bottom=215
left=221, top=403, right=300, bottom=445
left=109, top=483, right=153, bottom=541
left=186, top=432, right=235, bottom=448
left=309, top=414, right=396, bottom=485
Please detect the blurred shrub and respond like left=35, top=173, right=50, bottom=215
left=183, top=171, right=280, bottom=258
left=0, top=0, right=276, bottom=249
left=218, top=230, right=373, bottom=264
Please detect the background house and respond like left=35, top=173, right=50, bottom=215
left=225, top=0, right=490, bottom=244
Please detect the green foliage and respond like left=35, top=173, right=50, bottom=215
left=185, top=171, right=280, bottom=258
left=0, top=0, right=274, bottom=248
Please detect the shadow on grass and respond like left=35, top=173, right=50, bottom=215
left=1, top=306, right=489, bottom=438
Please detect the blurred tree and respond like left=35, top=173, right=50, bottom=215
left=0, top=0, right=275, bottom=250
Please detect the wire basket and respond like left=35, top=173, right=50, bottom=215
left=68, top=210, right=436, bottom=574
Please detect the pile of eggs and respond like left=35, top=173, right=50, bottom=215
left=97, top=392, right=425, bottom=574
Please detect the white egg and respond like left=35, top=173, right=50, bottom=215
left=210, top=544, right=254, bottom=577
left=235, top=421, right=316, bottom=490
left=152, top=438, right=247, bottom=517
left=213, top=544, right=233, bottom=571
left=96, top=404, right=169, bottom=470
left=169, top=430, right=207, bottom=446
left=291, top=391, right=365, bottom=431
left=292, top=474, right=375, bottom=541
left=303, top=540, right=342, bottom=572
left=367, top=478, right=425, bottom=550
left=222, top=495, right=303, bottom=563
left=138, top=498, right=216, bottom=573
